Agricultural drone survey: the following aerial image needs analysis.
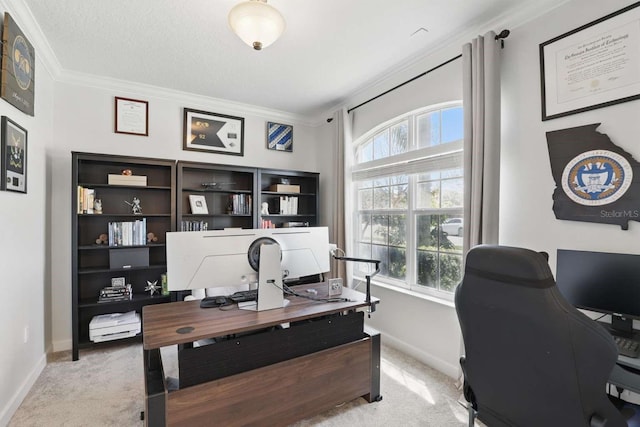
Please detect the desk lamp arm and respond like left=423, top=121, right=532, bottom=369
left=332, top=255, right=380, bottom=315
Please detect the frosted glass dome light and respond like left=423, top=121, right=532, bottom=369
left=228, top=0, right=286, bottom=50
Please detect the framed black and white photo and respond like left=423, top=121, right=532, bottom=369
left=266, top=122, right=293, bottom=152
left=115, top=96, right=148, bottom=136
left=183, top=108, right=244, bottom=156
left=188, top=194, right=209, bottom=214
left=540, top=2, right=640, bottom=121
left=1, top=116, right=27, bottom=193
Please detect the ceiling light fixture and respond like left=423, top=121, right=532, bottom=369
left=228, top=0, right=286, bottom=51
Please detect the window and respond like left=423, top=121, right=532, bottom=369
left=351, top=103, right=463, bottom=298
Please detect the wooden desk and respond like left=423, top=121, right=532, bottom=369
left=143, top=283, right=381, bottom=426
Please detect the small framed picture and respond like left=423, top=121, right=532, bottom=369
left=1, top=116, right=27, bottom=193
left=183, top=108, right=244, bottom=156
left=266, top=122, right=293, bottom=152
left=115, top=96, right=149, bottom=136
left=189, top=194, right=209, bottom=214
left=111, top=277, right=126, bottom=287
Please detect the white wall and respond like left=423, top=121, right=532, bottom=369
left=500, top=0, right=640, bottom=264
left=335, top=0, right=640, bottom=379
left=49, top=81, right=325, bottom=351
left=0, top=4, right=55, bottom=423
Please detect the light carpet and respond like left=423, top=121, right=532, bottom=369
left=9, top=342, right=471, bottom=426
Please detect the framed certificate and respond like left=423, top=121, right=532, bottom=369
left=540, top=2, right=640, bottom=120
left=115, top=96, right=149, bottom=136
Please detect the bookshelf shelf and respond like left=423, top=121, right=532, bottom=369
left=72, top=152, right=175, bottom=360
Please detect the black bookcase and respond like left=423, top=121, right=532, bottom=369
left=258, top=168, right=319, bottom=229
left=71, top=152, right=176, bottom=360
left=176, top=161, right=258, bottom=230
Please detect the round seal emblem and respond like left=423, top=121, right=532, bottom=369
left=561, top=150, right=633, bottom=206
left=12, top=35, right=32, bottom=91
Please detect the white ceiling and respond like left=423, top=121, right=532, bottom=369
left=21, top=0, right=550, bottom=119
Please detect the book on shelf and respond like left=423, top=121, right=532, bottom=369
left=228, top=194, right=252, bottom=215
left=181, top=220, right=209, bottom=231
left=279, top=196, right=298, bottom=215
left=108, top=218, right=147, bottom=246
left=77, top=186, right=95, bottom=214
left=107, top=174, right=147, bottom=186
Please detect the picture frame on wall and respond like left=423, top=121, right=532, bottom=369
left=1, top=13, right=35, bottom=116
left=115, top=96, right=149, bottom=136
left=266, top=122, right=293, bottom=152
left=183, top=108, right=244, bottom=156
left=188, top=194, right=209, bottom=215
left=1, top=116, right=27, bottom=193
left=539, top=2, right=640, bottom=121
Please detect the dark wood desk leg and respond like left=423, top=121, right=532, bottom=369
left=144, top=348, right=167, bottom=427
left=364, top=326, right=382, bottom=402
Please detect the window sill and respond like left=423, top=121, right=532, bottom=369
left=354, top=277, right=456, bottom=309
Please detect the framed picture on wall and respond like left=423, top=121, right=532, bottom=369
left=114, top=96, right=149, bottom=136
left=0, top=116, right=27, bottom=193
left=539, top=2, right=640, bottom=121
left=266, top=122, right=293, bottom=152
left=0, top=13, right=35, bottom=116
left=183, top=108, right=244, bottom=156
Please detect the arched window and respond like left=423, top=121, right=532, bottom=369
left=351, top=101, right=463, bottom=297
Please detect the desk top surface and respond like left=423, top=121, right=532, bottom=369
left=142, top=282, right=378, bottom=349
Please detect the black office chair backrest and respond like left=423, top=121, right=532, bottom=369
left=456, top=245, right=626, bottom=427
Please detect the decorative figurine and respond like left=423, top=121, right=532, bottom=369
left=145, top=280, right=160, bottom=296
left=261, top=202, right=270, bottom=215
left=124, top=197, right=142, bottom=214
left=95, top=233, right=108, bottom=245
left=147, top=232, right=158, bottom=243
left=93, top=198, right=103, bottom=214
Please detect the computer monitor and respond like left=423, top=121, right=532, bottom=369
left=166, top=227, right=331, bottom=309
left=556, top=249, right=640, bottom=336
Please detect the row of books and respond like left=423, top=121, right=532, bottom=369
left=278, top=196, right=299, bottom=215
left=98, top=285, right=132, bottom=303
left=108, top=219, right=147, bottom=246
left=77, top=186, right=96, bottom=214
left=229, top=194, right=252, bottom=215
left=180, top=220, right=209, bottom=232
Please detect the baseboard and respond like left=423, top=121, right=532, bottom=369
left=380, top=334, right=460, bottom=379
left=52, top=338, right=72, bottom=353
left=0, top=352, right=46, bottom=426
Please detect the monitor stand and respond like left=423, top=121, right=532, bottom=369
left=239, top=243, right=288, bottom=312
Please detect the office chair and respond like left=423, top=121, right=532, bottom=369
left=456, top=245, right=628, bottom=427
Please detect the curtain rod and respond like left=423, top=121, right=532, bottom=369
left=347, top=30, right=510, bottom=114
left=347, top=54, right=461, bottom=114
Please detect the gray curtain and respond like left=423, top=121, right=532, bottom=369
left=462, top=31, right=501, bottom=255
left=328, top=108, right=350, bottom=280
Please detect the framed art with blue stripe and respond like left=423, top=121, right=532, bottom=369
left=266, top=122, right=293, bottom=152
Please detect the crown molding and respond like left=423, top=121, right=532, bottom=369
left=1, top=0, right=318, bottom=127
left=323, top=0, right=570, bottom=119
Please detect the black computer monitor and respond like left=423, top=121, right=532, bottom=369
left=556, top=249, right=640, bottom=336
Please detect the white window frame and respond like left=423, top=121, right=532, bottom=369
left=350, top=101, right=463, bottom=301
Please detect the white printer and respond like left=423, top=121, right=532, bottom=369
left=89, top=310, right=141, bottom=343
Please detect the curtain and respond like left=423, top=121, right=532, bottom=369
left=457, top=31, right=502, bottom=389
left=462, top=31, right=501, bottom=255
left=329, top=108, right=353, bottom=282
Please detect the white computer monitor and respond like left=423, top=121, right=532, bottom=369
left=166, top=227, right=330, bottom=298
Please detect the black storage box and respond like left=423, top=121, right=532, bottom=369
left=109, top=247, right=149, bottom=269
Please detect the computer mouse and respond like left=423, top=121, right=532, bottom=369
left=200, top=296, right=229, bottom=308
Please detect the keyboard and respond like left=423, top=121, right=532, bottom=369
left=229, top=289, right=258, bottom=303
left=613, top=336, right=640, bottom=358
